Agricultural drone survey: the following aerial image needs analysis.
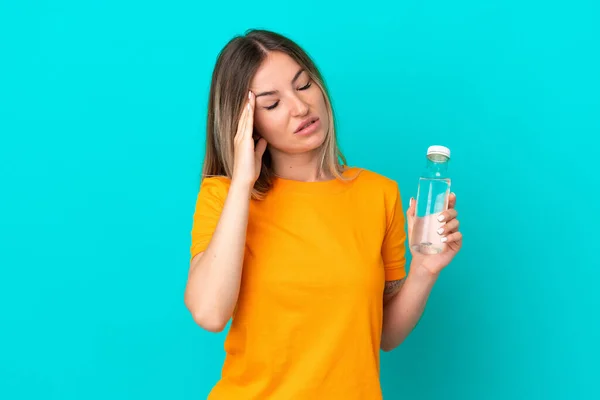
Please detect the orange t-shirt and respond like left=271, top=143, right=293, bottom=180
left=190, top=167, right=407, bottom=399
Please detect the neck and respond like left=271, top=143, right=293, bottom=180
left=269, top=147, right=332, bottom=182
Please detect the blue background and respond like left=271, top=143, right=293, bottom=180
left=1, top=1, right=598, bottom=399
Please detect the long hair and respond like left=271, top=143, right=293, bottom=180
left=203, top=29, right=348, bottom=200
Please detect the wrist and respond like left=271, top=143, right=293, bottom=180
left=409, top=260, right=440, bottom=282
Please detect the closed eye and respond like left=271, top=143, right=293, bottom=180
left=265, top=101, right=279, bottom=110
left=264, top=81, right=312, bottom=110
left=298, top=81, right=312, bottom=90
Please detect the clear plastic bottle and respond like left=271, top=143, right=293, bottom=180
left=411, top=145, right=452, bottom=255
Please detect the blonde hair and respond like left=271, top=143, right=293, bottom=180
left=202, top=29, right=348, bottom=200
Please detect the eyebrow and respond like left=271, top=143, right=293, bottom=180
left=254, top=68, right=305, bottom=98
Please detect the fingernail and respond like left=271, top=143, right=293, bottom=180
left=441, top=237, right=448, bottom=243
left=437, top=214, right=446, bottom=222
left=437, top=227, right=444, bottom=235
left=409, top=198, right=413, bottom=207
left=248, top=91, right=252, bottom=100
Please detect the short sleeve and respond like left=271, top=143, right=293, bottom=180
left=381, top=182, right=408, bottom=281
left=190, top=177, right=231, bottom=259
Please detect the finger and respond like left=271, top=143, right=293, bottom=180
left=249, top=90, right=255, bottom=109
left=235, top=91, right=253, bottom=138
left=254, top=137, right=267, bottom=160
left=235, top=101, right=249, bottom=142
left=244, top=91, right=255, bottom=139
left=437, top=218, right=459, bottom=235
left=448, top=192, right=456, bottom=209
left=440, top=231, right=462, bottom=244
left=406, top=197, right=416, bottom=240
left=437, top=208, right=457, bottom=223
left=407, top=197, right=415, bottom=217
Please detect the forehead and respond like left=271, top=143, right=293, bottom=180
left=251, top=51, right=302, bottom=88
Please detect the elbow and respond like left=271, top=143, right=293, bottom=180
left=184, top=295, right=229, bottom=333
left=381, top=342, right=394, bottom=352
left=192, top=311, right=228, bottom=333
left=380, top=337, right=399, bottom=352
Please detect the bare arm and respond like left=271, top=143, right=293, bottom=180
left=381, top=261, right=439, bottom=351
left=184, top=91, right=267, bottom=332
left=380, top=193, right=462, bottom=350
left=184, top=181, right=253, bottom=332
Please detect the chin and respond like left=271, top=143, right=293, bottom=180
left=300, top=129, right=326, bottom=149
left=281, top=138, right=325, bottom=155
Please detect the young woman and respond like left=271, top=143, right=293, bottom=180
left=184, top=29, right=462, bottom=399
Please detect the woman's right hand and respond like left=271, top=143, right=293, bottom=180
left=232, top=91, right=268, bottom=188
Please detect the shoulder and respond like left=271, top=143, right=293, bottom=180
left=197, top=175, right=231, bottom=201
left=344, top=167, right=400, bottom=195
left=200, top=175, right=231, bottom=188
left=344, top=167, right=405, bottom=230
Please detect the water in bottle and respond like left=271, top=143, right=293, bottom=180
left=411, top=145, right=452, bottom=255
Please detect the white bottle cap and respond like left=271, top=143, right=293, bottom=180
left=427, top=145, right=451, bottom=158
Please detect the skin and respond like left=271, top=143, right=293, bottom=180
left=250, top=51, right=331, bottom=181
left=184, top=51, right=463, bottom=350
left=381, top=194, right=462, bottom=351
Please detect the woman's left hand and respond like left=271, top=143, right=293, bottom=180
left=407, top=193, right=462, bottom=276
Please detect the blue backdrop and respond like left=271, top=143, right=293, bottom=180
left=1, top=1, right=598, bottom=399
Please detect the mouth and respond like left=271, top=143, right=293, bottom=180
left=294, top=117, right=320, bottom=134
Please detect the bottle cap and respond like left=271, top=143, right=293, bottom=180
left=427, top=145, right=451, bottom=158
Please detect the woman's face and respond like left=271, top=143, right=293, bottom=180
left=249, top=51, right=329, bottom=155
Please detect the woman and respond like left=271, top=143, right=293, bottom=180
left=184, top=29, right=462, bottom=399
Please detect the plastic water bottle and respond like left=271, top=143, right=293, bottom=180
left=411, top=145, right=452, bottom=255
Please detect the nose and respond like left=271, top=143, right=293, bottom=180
left=289, top=93, right=309, bottom=117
